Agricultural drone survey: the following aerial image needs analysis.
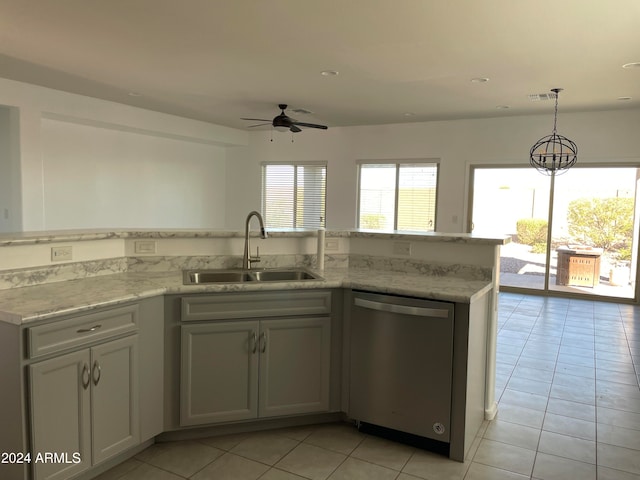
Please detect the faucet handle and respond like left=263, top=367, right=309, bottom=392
left=249, top=246, right=261, bottom=267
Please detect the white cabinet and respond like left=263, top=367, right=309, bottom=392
left=179, top=291, right=332, bottom=427
left=29, top=335, right=139, bottom=480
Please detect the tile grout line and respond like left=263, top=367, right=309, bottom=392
left=531, top=298, right=568, bottom=479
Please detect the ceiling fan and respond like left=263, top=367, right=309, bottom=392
left=242, top=104, right=328, bottom=132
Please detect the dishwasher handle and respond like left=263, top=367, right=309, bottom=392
left=354, top=297, right=450, bottom=318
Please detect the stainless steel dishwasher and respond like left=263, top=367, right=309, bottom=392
left=349, top=291, right=455, bottom=451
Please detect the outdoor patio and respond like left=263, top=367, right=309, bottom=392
left=500, top=243, right=635, bottom=299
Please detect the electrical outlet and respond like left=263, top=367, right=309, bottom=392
left=134, top=240, right=157, bottom=254
left=325, top=239, right=339, bottom=251
left=51, top=246, right=72, bottom=262
left=393, top=241, right=411, bottom=256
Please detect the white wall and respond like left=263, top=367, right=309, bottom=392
left=0, top=77, right=248, bottom=232
left=0, top=106, right=12, bottom=232
left=40, top=116, right=227, bottom=229
left=0, top=106, right=22, bottom=233
left=227, top=109, right=640, bottom=232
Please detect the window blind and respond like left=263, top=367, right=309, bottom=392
left=263, top=163, right=326, bottom=228
left=358, top=162, right=438, bottom=232
left=358, top=164, right=396, bottom=230
left=397, top=164, right=437, bottom=231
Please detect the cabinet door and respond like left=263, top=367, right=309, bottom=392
left=30, top=350, right=91, bottom=480
left=91, top=335, right=139, bottom=464
left=259, top=317, right=331, bottom=417
left=181, top=321, right=259, bottom=425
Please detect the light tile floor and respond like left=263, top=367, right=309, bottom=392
left=97, top=293, right=640, bottom=480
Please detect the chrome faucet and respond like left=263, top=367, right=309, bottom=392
left=243, top=211, right=268, bottom=269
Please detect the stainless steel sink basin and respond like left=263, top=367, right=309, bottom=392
left=183, top=270, right=254, bottom=284
left=250, top=269, right=319, bottom=282
left=183, top=268, right=322, bottom=285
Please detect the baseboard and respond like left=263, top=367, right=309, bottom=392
left=485, top=402, right=498, bottom=420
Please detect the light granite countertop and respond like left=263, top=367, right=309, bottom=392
left=0, top=267, right=493, bottom=325
left=0, top=228, right=509, bottom=246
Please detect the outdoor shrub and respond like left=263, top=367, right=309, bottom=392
left=516, top=218, right=548, bottom=246
left=360, top=213, right=386, bottom=230
left=567, top=197, right=633, bottom=251
left=617, top=246, right=632, bottom=262
left=531, top=242, right=547, bottom=254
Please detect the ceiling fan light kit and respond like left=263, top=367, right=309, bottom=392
left=242, top=104, right=328, bottom=134
left=529, top=88, right=578, bottom=176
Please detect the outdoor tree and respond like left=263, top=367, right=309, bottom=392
left=567, top=197, right=633, bottom=252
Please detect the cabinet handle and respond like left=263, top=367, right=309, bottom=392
left=259, top=332, right=267, bottom=353
left=92, top=360, right=101, bottom=386
left=77, top=324, right=102, bottom=333
left=81, top=363, right=90, bottom=390
left=251, top=331, right=257, bottom=354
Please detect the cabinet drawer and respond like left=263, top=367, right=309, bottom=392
left=182, top=290, right=332, bottom=321
left=28, top=304, right=138, bottom=359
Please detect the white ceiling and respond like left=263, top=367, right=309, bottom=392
left=1, top=0, right=639, bottom=130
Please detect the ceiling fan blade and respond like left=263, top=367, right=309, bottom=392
left=247, top=123, right=271, bottom=128
left=290, top=125, right=302, bottom=133
left=241, top=117, right=271, bottom=122
left=292, top=121, right=328, bottom=130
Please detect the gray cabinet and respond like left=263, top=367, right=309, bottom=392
left=0, top=298, right=162, bottom=480
left=29, top=349, right=91, bottom=480
left=16, top=298, right=164, bottom=480
left=259, top=317, right=330, bottom=418
left=29, top=332, right=139, bottom=480
left=91, top=336, right=140, bottom=464
left=179, top=290, right=332, bottom=427
left=181, top=321, right=259, bottom=424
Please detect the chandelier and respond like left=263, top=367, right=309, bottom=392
left=529, top=88, right=577, bottom=175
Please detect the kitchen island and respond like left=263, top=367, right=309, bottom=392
left=0, top=229, right=507, bottom=479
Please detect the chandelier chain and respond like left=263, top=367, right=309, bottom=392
left=552, top=93, right=559, bottom=134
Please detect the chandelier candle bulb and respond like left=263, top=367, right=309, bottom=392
left=317, top=228, right=325, bottom=270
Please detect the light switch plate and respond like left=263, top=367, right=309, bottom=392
left=51, top=246, right=72, bottom=262
left=325, top=239, right=339, bottom=251
left=393, top=241, right=411, bottom=256
left=134, top=240, right=157, bottom=254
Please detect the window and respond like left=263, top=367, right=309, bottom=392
left=358, top=162, right=438, bottom=231
left=262, top=163, right=326, bottom=228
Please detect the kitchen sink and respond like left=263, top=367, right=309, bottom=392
left=183, top=268, right=322, bottom=284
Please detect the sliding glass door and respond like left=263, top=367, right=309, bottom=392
left=470, top=166, right=638, bottom=300
left=471, top=168, right=550, bottom=291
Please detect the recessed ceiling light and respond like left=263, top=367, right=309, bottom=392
left=320, top=70, right=339, bottom=76
left=495, top=105, right=510, bottom=109
left=622, top=62, right=640, bottom=69
left=618, top=96, right=632, bottom=101
left=471, top=77, right=489, bottom=83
